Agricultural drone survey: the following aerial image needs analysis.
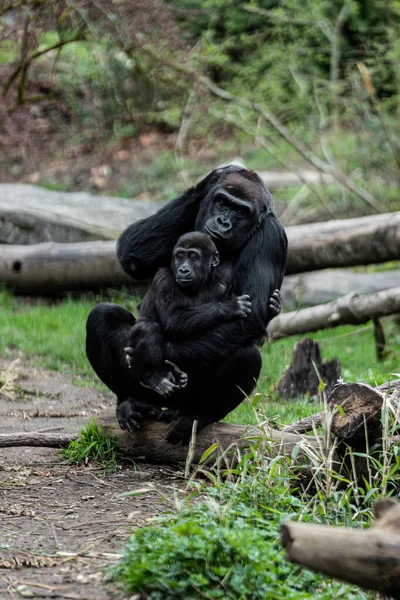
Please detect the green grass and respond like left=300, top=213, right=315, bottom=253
left=62, top=418, right=120, bottom=471
left=0, top=286, right=399, bottom=420
left=0, top=288, right=138, bottom=382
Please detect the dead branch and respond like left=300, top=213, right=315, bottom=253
left=0, top=432, right=76, bottom=447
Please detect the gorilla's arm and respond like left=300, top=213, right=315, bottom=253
left=141, top=270, right=251, bottom=340
left=161, top=297, right=252, bottom=340
left=117, top=166, right=245, bottom=281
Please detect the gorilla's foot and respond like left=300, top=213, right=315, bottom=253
left=166, top=416, right=194, bottom=445
left=157, top=407, right=179, bottom=423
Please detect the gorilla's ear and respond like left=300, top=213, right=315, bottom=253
left=211, top=250, right=220, bottom=268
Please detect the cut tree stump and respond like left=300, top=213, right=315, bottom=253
left=281, top=498, right=400, bottom=598
left=274, top=338, right=341, bottom=399
left=327, top=382, right=384, bottom=446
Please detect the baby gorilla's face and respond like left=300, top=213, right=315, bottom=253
left=172, top=232, right=219, bottom=291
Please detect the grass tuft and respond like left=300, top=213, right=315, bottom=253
left=62, top=418, right=119, bottom=472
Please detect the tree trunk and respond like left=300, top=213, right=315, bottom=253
left=281, top=499, right=400, bottom=598
left=267, top=287, right=400, bottom=340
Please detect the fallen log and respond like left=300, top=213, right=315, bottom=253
left=0, top=183, right=159, bottom=244
left=281, top=268, right=400, bottom=308
left=0, top=383, right=393, bottom=468
left=285, top=211, right=400, bottom=274
left=94, top=414, right=318, bottom=466
left=281, top=498, right=400, bottom=598
left=0, top=416, right=317, bottom=466
left=1, top=212, right=400, bottom=293
left=267, top=286, right=400, bottom=339
left=0, top=241, right=137, bottom=293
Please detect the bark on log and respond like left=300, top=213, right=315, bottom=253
left=96, top=412, right=318, bottom=466
left=285, top=211, right=400, bottom=275
left=281, top=499, right=400, bottom=598
left=267, top=286, right=400, bottom=340
left=1, top=211, right=400, bottom=293
left=0, top=241, right=144, bottom=293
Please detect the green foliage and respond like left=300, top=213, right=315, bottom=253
left=111, top=388, right=400, bottom=598
left=112, top=472, right=370, bottom=599
left=62, top=418, right=119, bottom=471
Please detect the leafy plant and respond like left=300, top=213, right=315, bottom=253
left=111, top=472, right=369, bottom=599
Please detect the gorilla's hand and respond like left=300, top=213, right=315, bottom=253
left=268, top=289, right=282, bottom=319
left=116, top=398, right=160, bottom=432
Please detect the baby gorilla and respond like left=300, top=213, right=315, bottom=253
left=124, top=231, right=251, bottom=400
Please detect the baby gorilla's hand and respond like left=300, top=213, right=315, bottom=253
left=165, top=360, right=188, bottom=389
left=234, top=294, right=252, bottom=318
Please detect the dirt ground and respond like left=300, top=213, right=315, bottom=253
left=0, top=359, right=183, bottom=599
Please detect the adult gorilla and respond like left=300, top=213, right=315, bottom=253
left=86, top=166, right=287, bottom=444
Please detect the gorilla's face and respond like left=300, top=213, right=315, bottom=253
left=195, top=186, right=260, bottom=252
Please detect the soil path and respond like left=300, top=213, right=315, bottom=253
left=0, top=359, right=182, bottom=599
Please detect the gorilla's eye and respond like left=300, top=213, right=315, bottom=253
left=236, top=207, right=245, bottom=215
left=176, top=252, right=184, bottom=259
left=216, top=196, right=226, bottom=208
left=189, top=253, right=198, bottom=261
